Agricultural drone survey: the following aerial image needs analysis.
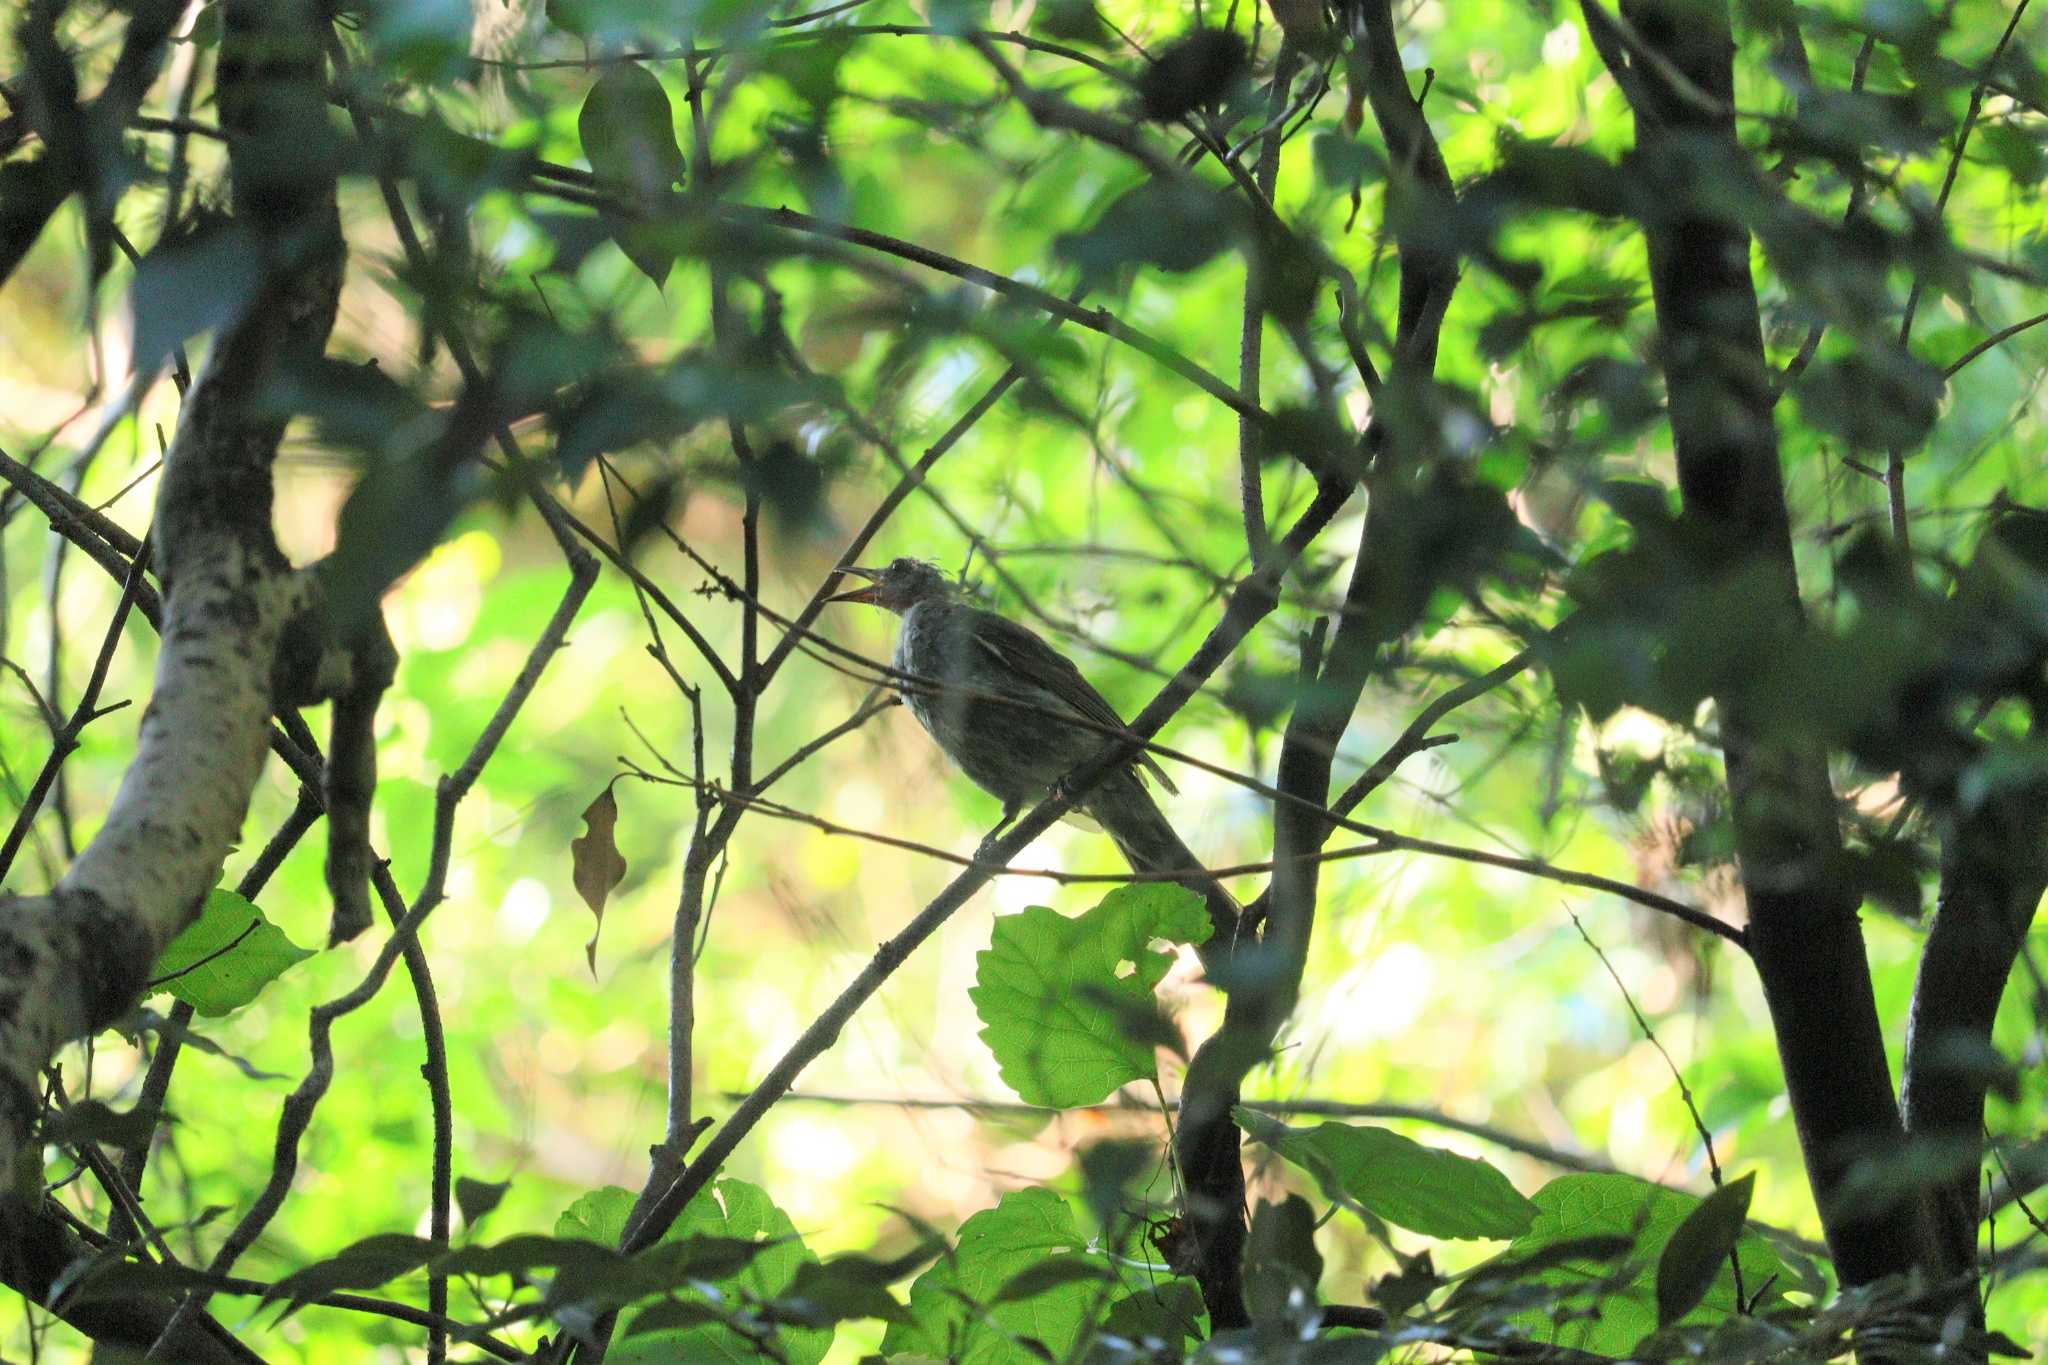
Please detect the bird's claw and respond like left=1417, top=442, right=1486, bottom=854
left=972, top=834, right=1005, bottom=866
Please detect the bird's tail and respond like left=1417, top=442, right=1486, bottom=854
left=1086, top=771, right=1241, bottom=956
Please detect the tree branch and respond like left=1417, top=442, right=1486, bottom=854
left=0, top=0, right=342, bottom=1221
left=1597, top=0, right=1934, bottom=1289
left=0, top=0, right=184, bottom=288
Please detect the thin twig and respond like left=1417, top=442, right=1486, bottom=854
left=746, top=1089, right=1618, bottom=1171
left=0, top=535, right=153, bottom=882
left=1567, top=906, right=1758, bottom=1308
left=1333, top=650, right=1533, bottom=817
left=488, top=23, right=1129, bottom=76
left=1943, top=310, right=2048, bottom=381
left=748, top=694, right=899, bottom=795
left=1887, top=0, right=2032, bottom=549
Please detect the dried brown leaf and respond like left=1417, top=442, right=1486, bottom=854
left=570, top=785, right=627, bottom=975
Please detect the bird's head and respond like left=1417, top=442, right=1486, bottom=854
left=827, top=557, right=957, bottom=615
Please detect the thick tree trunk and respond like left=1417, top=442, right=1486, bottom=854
left=0, top=0, right=346, bottom=1349
left=1171, top=0, right=1462, bottom=1324
left=1606, top=0, right=1939, bottom=1286
left=1903, top=793, right=2047, bottom=1273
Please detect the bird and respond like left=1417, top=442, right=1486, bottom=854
left=829, top=557, right=1239, bottom=949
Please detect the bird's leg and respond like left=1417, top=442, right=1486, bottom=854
left=973, top=799, right=1021, bottom=865
left=1050, top=773, right=1096, bottom=822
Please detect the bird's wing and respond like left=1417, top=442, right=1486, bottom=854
left=969, top=610, right=1179, bottom=795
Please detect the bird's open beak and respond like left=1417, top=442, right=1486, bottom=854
left=826, top=565, right=883, bottom=605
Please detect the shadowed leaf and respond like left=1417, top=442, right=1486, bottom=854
left=578, top=62, right=685, bottom=284
left=129, top=216, right=259, bottom=374
left=1135, top=29, right=1249, bottom=121
left=1655, top=1172, right=1753, bottom=1328
left=456, top=1176, right=512, bottom=1230
left=42, top=1099, right=158, bottom=1150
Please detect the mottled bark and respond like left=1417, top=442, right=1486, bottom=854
left=0, top=0, right=342, bottom=1281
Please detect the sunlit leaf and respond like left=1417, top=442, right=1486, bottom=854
left=556, top=1186, right=634, bottom=1246
left=1235, top=1107, right=1537, bottom=1240
left=971, top=884, right=1210, bottom=1108
left=611, top=1178, right=829, bottom=1365
left=883, top=1188, right=1177, bottom=1362
left=148, top=889, right=313, bottom=1018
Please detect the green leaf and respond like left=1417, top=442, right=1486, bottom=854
left=1235, top=1108, right=1536, bottom=1240
left=580, top=63, right=684, bottom=198
left=437, top=1233, right=622, bottom=1280
left=556, top=1185, right=633, bottom=1246
left=883, top=1188, right=1166, bottom=1363
left=1078, top=1137, right=1158, bottom=1234
left=1979, top=124, right=2046, bottom=185
left=1655, top=1173, right=1753, bottom=1328
left=437, top=1234, right=659, bottom=1320
left=1370, top=1248, right=1443, bottom=1318
left=578, top=62, right=686, bottom=285
left=545, top=0, right=605, bottom=38
left=970, top=884, right=1210, bottom=1108
left=611, top=1178, right=829, bottom=1365
left=1134, top=29, right=1249, bottom=121
left=148, top=889, right=314, bottom=1018
left=992, top=1252, right=1120, bottom=1302
left=49, top=1249, right=219, bottom=1310
left=1102, top=1275, right=1206, bottom=1348
left=1797, top=351, right=1946, bottom=450
left=1034, top=0, right=1109, bottom=44
left=764, top=1245, right=939, bottom=1328
left=618, top=1297, right=726, bottom=1335
left=365, top=0, right=475, bottom=82
left=1479, top=1173, right=1788, bottom=1355
left=1313, top=130, right=1386, bottom=188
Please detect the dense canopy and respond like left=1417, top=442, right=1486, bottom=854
left=1, top=0, right=2045, bottom=1360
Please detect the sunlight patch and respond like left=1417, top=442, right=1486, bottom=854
left=496, top=876, right=552, bottom=944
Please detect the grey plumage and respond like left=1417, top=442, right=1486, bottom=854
left=831, top=558, right=1239, bottom=947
